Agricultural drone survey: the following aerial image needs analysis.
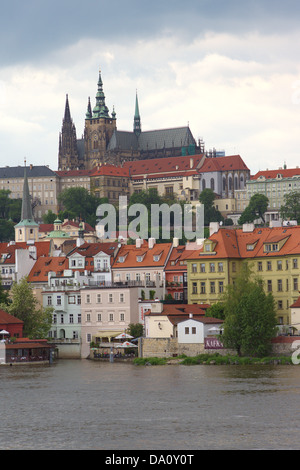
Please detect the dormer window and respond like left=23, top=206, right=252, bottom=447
left=137, top=256, right=143, bottom=262
left=118, top=256, right=125, bottom=263
left=153, top=255, right=160, bottom=262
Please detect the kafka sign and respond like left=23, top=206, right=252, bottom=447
left=205, top=337, right=224, bottom=349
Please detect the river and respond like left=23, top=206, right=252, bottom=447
left=0, top=359, right=299, bottom=451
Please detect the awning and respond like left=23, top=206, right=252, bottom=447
left=96, top=331, right=123, bottom=341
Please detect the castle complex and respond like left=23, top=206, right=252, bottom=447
left=58, top=70, right=203, bottom=171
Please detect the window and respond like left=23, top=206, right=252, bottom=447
left=200, top=263, right=205, bottom=273
left=210, top=281, right=215, bottom=293
left=120, top=293, right=124, bottom=303
left=60, top=314, right=64, bottom=324
left=192, top=263, right=197, bottom=273
left=69, top=314, right=74, bottom=324
left=97, top=294, right=102, bottom=303
left=210, top=263, right=215, bottom=273
left=232, top=262, right=236, bottom=272
left=97, top=313, right=102, bottom=322
left=219, top=281, right=224, bottom=293
left=86, top=313, right=91, bottom=322
left=258, top=261, right=262, bottom=271
left=277, top=260, right=282, bottom=270
left=293, top=278, right=298, bottom=291
left=267, top=280, right=272, bottom=292
left=47, top=296, right=52, bottom=306
left=78, top=314, right=81, bottom=324
left=293, top=258, right=298, bottom=269
left=77, top=295, right=81, bottom=305
left=200, top=282, right=206, bottom=294
left=86, top=294, right=91, bottom=304
left=185, top=327, right=189, bottom=335
left=218, top=262, right=223, bottom=272
left=278, top=300, right=283, bottom=309
left=109, top=293, right=113, bottom=303
left=192, top=282, right=197, bottom=294
left=192, top=327, right=196, bottom=334
left=109, top=313, right=114, bottom=322
left=267, top=261, right=272, bottom=271
left=57, top=296, right=62, bottom=305
left=68, top=295, right=75, bottom=304
left=120, top=313, right=125, bottom=322
left=277, top=279, right=283, bottom=292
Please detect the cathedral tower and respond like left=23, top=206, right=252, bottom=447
left=83, top=70, right=117, bottom=170
left=58, top=94, right=80, bottom=170
left=14, top=165, right=39, bottom=243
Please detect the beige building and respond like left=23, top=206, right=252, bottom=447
left=0, top=164, right=59, bottom=222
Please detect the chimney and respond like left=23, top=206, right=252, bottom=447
left=190, top=158, right=194, bottom=168
left=209, top=222, right=220, bottom=236
left=189, top=313, right=193, bottom=318
left=148, top=237, right=155, bottom=249
left=242, top=223, right=255, bottom=232
left=173, top=237, right=179, bottom=247
left=136, top=238, right=143, bottom=248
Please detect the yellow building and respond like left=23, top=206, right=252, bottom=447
left=186, top=223, right=300, bottom=326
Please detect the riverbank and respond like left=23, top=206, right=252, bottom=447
left=133, top=353, right=297, bottom=366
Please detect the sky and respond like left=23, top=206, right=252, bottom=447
left=1, top=0, right=300, bottom=175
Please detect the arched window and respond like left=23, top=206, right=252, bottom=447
left=202, top=179, right=206, bottom=190
left=210, top=178, right=215, bottom=191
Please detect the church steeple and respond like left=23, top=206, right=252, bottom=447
left=134, top=91, right=141, bottom=137
left=14, top=162, right=39, bottom=243
left=21, top=163, right=34, bottom=222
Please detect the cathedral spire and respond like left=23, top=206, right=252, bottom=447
left=92, top=69, right=110, bottom=119
left=64, top=94, right=72, bottom=122
left=134, top=91, right=141, bottom=137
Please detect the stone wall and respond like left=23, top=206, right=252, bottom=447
left=140, top=336, right=300, bottom=358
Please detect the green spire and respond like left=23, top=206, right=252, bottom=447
left=92, top=70, right=110, bottom=119
left=134, top=91, right=141, bottom=136
left=86, top=97, right=92, bottom=119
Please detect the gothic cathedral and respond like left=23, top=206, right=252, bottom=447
left=58, top=70, right=201, bottom=171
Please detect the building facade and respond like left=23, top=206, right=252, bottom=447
left=186, top=223, right=300, bottom=326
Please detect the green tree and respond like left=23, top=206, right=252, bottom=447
left=0, top=279, right=10, bottom=306
left=280, top=191, right=300, bottom=223
left=58, top=187, right=108, bottom=226
left=199, top=188, right=223, bottom=226
left=2, top=277, right=53, bottom=339
left=42, top=210, right=58, bottom=224
left=221, top=262, right=277, bottom=357
left=0, top=219, right=15, bottom=242
left=127, top=323, right=144, bottom=338
left=205, top=302, right=226, bottom=320
left=238, top=193, right=269, bottom=225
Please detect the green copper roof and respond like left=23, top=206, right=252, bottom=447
left=92, top=70, right=110, bottom=119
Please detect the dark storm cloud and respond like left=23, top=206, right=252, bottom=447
left=1, top=0, right=300, bottom=66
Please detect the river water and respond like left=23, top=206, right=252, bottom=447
left=1, top=359, right=300, bottom=451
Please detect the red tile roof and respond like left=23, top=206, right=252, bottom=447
left=112, top=241, right=172, bottom=269
left=123, top=154, right=205, bottom=177
left=0, top=309, right=23, bottom=325
left=251, top=168, right=300, bottom=180
left=185, top=225, right=300, bottom=260
left=0, top=241, right=51, bottom=264
left=199, top=154, right=249, bottom=172
left=91, top=164, right=130, bottom=177
left=27, top=257, right=69, bottom=283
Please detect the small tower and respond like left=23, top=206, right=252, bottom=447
left=133, top=91, right=141, bottom=137
left=15, top=164, right=39, bottom=243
